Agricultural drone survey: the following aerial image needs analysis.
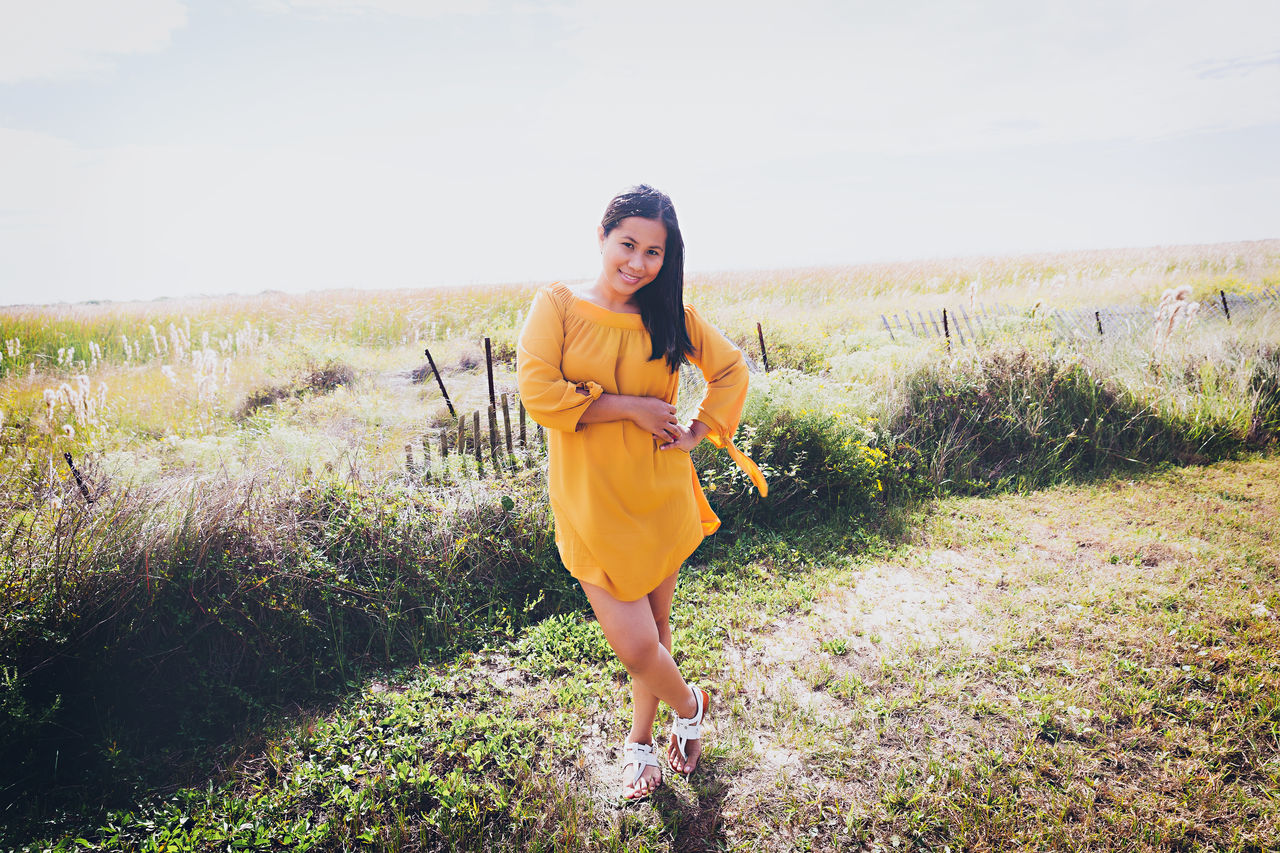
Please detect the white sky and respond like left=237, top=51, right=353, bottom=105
left=1, top=0, right=1278, bottom=306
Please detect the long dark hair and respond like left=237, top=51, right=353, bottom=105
left=601, top=184, right=694, bottom=372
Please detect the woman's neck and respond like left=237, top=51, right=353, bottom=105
left=577, top=279, right=642, bottom=314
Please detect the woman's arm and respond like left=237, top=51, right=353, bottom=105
left=683, top=305, right=748, bottom=441
left=658, top=417, right=710, bottom=451
left=516, top=289, right=605, bottom=433
left=680, top=304, right=768, bottom=495
left=580, top=391, right=682, bottom=442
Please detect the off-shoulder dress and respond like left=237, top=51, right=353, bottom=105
left=516, top=282, right=766, bottom=601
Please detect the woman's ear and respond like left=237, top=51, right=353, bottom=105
left=597, top=224, right=606, bottom=251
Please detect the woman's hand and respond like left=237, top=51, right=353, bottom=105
left=659, top=419, right=710, bottom=452
left=627, top=396, right=680, bottom=442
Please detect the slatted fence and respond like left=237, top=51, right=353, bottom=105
left=404, top=391, right=545, bottom=484
left=879, top=287, right=1279, bottom=347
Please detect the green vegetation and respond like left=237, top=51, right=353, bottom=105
left=2, top=239, right=1279, bottom=849
left=11, top=459, right=1280, bottom=851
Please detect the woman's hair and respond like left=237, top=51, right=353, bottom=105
left=601, top=184, right=694, bottom=372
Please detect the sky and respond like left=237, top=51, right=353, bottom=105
left=1, top=0, right=1278, bottom=306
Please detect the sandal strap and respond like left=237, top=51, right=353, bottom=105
left=622, top=741, right=659, bottom=787
left=672, top=686, right=707, bottom=760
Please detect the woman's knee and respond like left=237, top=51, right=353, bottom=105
left=612, top=634, right=662, bottom=672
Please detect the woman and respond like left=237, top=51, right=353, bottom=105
left=517, top=185, right=766, bottom=800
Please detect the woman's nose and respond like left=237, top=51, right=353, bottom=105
left=627, top=253, right=646, bottom=271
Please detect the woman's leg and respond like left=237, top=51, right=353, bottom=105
left=630, top=572, right=705, bottom=773
left=580, top=577, right=700, bottom=795
left=628, top=571, right=680, bottom=746
left=580, top=577, right=698, bottom=715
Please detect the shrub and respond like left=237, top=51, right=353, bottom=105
left=693, top=369, right=927, bottom=527
left=0, top=470, right=571, bottom=827
left=235, top=358, right=356, bottom=418
left=515, top=612, right=613, bottom=678
left=1248, top=345, right=1280, bottom=445
left=892, top=347, right=1250, bottom=493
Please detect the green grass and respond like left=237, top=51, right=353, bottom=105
left=13, top=455, right=1280, bottom=851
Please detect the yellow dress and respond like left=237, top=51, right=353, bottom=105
left=517, top=282, right=767, bottom=601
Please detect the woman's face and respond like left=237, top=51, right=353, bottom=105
left=597, top=216, right=667, bottom=302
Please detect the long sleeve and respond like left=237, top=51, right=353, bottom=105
left=517, top=286, right=604, bottom=433
left=686, top=305, right=749, bottom=439
left=686, top=305, right=768, bottom=496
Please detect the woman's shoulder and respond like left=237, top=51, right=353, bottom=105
left=535, top=280, right=572, bottom=298
left=531, top=281, right=575, bottom=311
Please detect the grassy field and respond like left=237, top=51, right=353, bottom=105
left=2, top=238, right=1279, bottom=849
left=14, top=455, right=1279, bottom=851
left=2, top=239, right=1276, bottom=482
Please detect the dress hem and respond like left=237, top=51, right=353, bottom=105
left=562, top=531, right=702, bottom=602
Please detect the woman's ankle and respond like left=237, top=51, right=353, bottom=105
left=675, top=685, right=698, bottom=718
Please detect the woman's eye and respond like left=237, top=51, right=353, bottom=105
left=621, top=241, right=634, bottom=248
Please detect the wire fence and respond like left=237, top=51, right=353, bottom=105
left=878, top=287, right=1280, bottom=347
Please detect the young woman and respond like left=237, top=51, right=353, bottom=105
left=516, top=185, right=766, bottom=800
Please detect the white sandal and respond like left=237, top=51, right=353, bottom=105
left=670, top=685, right=710, bottom=774
left=620, top=741, right=661, bottom=800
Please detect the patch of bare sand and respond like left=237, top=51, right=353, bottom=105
left=816, top=549, right=985, bottom=651
left=712, top=547, right=1027, bottom=819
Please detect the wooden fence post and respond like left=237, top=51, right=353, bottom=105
left=927, top=310, right=941, bottom=337
left=488, top=404, right=501, bottom=475
left=501, top=393, right=514, bottom=455
left=63, top=452, right=95, bottom=503
left=942, top=309, right=951, bottom=350
left=1095, top=310, right=1104, bottom=338
left=881, top=315, right=896, bottom=342
left=1220, top=289, right=1231, bottom=322
left=518, top=400, right=527, bottom=447
left=756, top=322, right=770, bottom=372
left=423, top=347, right=455, bottom=418
left=484, top=337, right=497, bottom=410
